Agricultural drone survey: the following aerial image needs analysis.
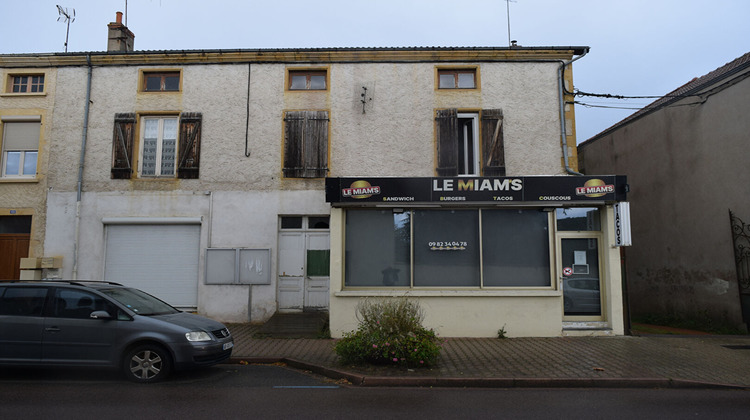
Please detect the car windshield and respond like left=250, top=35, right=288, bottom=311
left=98, top=287, right=179, bottom=316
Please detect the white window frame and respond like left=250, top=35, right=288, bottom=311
left=457, top=113, right=479, bottom=176
left=138, top=116, right=178, bottom=177
left=1, top=116, right=40, bottom=179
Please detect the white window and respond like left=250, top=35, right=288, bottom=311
left=457, top=113, right=479, bottom=176
left=139, top=117, right=178, bottom=177
left=1, top=118, right=40, bottom=178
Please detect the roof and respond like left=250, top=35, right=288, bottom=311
left=0, top=46, right=590, bottom=68
left=582, top=51, right=750, bottom=144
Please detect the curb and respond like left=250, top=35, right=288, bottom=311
left=227, top=358, right=748, bottom=390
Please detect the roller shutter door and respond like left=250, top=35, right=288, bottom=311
left=104, top=224, right=200, bottom=308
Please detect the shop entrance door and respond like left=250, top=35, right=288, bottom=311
left=277, top=217, right=330, bottom=312
left=560, top=238, right=603, bottom=318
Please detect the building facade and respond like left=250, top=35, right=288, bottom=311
left=1, top=17, right=629, bottom=337
left=579, top=52, right=750, bottom=331
left=0, top=63, right=57, bottom=280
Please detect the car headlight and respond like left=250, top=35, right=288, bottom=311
left=185, top=331, right=212, bottom=342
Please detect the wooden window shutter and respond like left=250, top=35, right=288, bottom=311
left=283, top=110, right=329, bottom=178
left=435, top=108, right=459, bottom=176
left=177, top=112, right=202, bottom=179
left=481, top=109, right=505, bottom=176
left=111, top=113, right=136, bottom=179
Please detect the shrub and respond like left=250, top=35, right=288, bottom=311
left=334, top=298, right=442, bottom=368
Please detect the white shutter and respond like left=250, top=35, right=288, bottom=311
left=3, top=122, right=40, bottom=150
left=104, top=224, right=200, bottom=308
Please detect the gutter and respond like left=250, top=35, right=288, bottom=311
left=558, top=47, right=589, bottom=175
left=72, top=54, right=92, bottom=280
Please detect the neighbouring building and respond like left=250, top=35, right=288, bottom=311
left=579, top=52, right=750, bottom=331
left=0, top=14, right=630, bottom=337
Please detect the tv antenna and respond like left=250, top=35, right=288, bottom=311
left=505, top=0, right=516, bottom=47
left=57, top=5, right=76, bottom=52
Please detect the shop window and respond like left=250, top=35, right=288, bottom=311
left=288, top=70, right=327, bottom=90
left=482, top=209, right=551, bottom=287
left=143, top=71, right=180, bottom=92
left=413, top=210, right=480, bottom=287
left=556, top=208, right=601, bottom=231
left=345, top=210, right=411, bottom=287
left=111, top=112, right=201, bottom=179
left=438, top=68, right=476, bottom=89
left=1, top=119, right=40, bottom=178
left=283, top=110, right=329, bottom=178
left=436, top=109, right=504, bottom=176
left=344, top=208, right=552, bottom=288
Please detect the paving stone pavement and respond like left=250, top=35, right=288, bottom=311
left=226, top=323, right=750, bottom=388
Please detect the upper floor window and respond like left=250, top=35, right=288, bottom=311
left=143, top=71, right=180, bottom=92
left=283, top=110, right=329, bottom=178
left=6, top=74, right=45, bottom=93
left=111, top=112, right=202, bottom=179
left=1, top=117, right=40, bottom=178
left=438, top=68, right=476, bottom=89
left=140, top=116, right=178, bottom=177
left=435, top=109, right=504, bottom=177
left=288, top=70, right=327, bottom=90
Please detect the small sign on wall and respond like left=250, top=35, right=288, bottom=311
left=614, top=202, right=632, bottom=247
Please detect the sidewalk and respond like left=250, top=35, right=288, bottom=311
left=226, top=323, right=750, bottom=388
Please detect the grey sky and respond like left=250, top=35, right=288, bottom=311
left=2, top=0, right=748, bottom=141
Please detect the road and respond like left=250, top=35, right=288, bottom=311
left=1, top=364, right=748, bottom=419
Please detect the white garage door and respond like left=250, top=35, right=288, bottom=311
left=104, top=223, right=200, bottom=308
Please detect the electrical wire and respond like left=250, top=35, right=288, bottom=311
left=572, top=88, right=703, bottom=100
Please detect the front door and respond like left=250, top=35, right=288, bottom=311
left=560, top=237, right=603, bottom=318
left=278, top=216, right=330, bottom=312
left=0, top=215, right=32, bottom=280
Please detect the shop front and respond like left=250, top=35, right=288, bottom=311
left=325, top=176, right=629, bottom=337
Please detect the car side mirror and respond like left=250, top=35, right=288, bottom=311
left=90, top=310, right=113, bottom=320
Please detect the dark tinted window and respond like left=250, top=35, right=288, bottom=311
left=309, top=216, right=329, bottom=229
left=0, top=287, right=47, bottom=316
left=50, top=288, right=115, bottom=319
left=281, top=217, right=302, bottom=229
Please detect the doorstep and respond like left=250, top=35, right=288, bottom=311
left=562, top=321, right=614, bottom=337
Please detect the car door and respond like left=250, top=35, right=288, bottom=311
left=42, top=287, right=118, bottom=366
left=0, top=285, right=48, bottom=363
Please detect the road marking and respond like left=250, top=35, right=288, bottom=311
left=273, top=385, right=340, bottom=389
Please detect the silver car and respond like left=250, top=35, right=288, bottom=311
left=0, top=281, right=233, bottom=383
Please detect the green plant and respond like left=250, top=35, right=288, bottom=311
left=334, top=298, right=443, bottom=368
left=497, top=324, right=507, bottom=339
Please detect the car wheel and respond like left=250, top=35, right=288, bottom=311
left=123, top=344, right=172, bottom=383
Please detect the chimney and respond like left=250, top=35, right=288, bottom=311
left=107, top=11, right=135, bottom=52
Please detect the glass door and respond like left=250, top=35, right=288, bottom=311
left=560, top=237, right=602, bottom=318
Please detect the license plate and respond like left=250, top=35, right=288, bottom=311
left=223, top=342, right=234, bottom=351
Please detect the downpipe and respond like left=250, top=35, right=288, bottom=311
left=72, top=55, right=93, bottom=280
left=558, top=48, right=589, bottom=175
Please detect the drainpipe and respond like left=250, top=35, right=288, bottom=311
left=72, top=55, right=93, bottom=280
left=558, top=48, right=588, bottom=175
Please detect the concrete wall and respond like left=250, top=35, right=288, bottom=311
left=579, top=72, right=750, bottom=329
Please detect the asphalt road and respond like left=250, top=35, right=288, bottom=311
left=1, top=364, right=748, bottom=419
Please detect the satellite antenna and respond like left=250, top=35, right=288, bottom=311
left=56, top=5, right=76, bottom=52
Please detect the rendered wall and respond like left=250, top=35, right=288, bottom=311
left=41, top=56, right=573, bottom=323
left=579, top=73, right=750, bottom=329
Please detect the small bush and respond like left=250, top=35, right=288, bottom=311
left=334, top=298, right=442, bottom=368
